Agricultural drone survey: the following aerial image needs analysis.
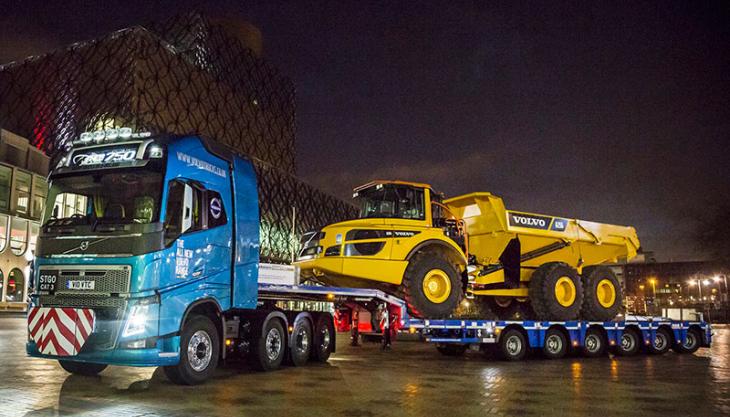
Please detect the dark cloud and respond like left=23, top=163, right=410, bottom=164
left=2, top=1, right=729, bottom=261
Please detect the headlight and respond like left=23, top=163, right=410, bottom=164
left=123, top=304, right=150, bottom=337
left=122, top=295, right=159, bottom=338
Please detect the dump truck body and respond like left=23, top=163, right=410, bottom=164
left=445, top=192, right=640, bottom=292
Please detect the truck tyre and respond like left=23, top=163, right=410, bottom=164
left=647, top=327, right=671, bottom=355
left=436, top=343, right=468, bottom=356
left=403, top=253, right=462, bottom=318
left=582, top=328, right=607, bottom=358
left=543, top=328, right=568, bottom=359
left=672, top=328, right=701, bottom=354
left=529, top=262, right=583, bottom=321
left=289, top=316, right=313, bottom=367
left=498, top=328, right=528, bottom=361
left=311, top=313, right=335, bottom=362
left=581, top=266, right=622, bottom=321
left=59, top=360, right=107, bottom=376
left=250, top=318, right=286, bottom=371
left=615, top=328, right=641, bottom=356
left=163, top=315, right=220, bottom=385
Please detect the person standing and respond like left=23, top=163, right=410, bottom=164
left=379, top=304, right=391, bottom=350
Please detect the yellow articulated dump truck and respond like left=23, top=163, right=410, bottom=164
left=295, top=180, right=640, bottom=321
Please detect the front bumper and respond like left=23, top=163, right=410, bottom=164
left=297, top=256, right=408, bottom=287
left=26, top=337, right=180, bottom=367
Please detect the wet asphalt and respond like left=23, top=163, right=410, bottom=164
left=0, top=316, right=728, bottom=417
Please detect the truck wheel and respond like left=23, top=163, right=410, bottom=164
left=163, top=315, right=220, bottom=385
left=543, top=328, right=568, bottom=359
left=672, top=328, right=701, bottom=354
left=250, top=318, right=286, bottom=371
left=582, top=328, right=607, bottom=358
left=529, top=262, right=583, bottom=321
left=289, top=317, right=313, bottom=366
left=581, top=266, right=622, bottom=321
left=615, top=328, right=641, bottom=356
left=403, top=253, right=462, bottom=318
left=436, top=343, right=468, bottom=356
left=648, top=328, right=672, bottom=355
left=59, top=360, right=107, bottom=376
left=498, top=328, right=528, bottom=361
left=311, top=313, right=335, bottom=362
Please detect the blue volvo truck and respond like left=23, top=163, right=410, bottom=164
left=26, top=128, right=404, bottom=384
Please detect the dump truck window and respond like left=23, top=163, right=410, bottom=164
left=357, top=185, right=425, bottom=220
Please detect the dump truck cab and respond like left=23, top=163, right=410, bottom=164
left=296, top=180, right=467, bottom=317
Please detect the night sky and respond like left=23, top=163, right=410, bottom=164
left=2, top=1, right=729, bottom=261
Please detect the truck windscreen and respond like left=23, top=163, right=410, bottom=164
left=357, top=185, right=425, bottom=220
left=43, top=168, right=164, bottom=228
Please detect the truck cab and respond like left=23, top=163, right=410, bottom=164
left=296, top=180, right=468, bottom=318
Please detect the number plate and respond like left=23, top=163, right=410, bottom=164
left=38, top=271, right=59, bottom=294
left=67, top=280, right=95, bottom=291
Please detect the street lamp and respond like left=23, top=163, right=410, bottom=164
left=648, top=278, right=657, bottom=297
left=688, top=279, right=702, bottom=299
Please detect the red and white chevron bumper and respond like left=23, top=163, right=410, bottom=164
left=28, top=307, right=95, bottom=356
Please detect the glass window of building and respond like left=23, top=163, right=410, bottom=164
left=6, top=268, right=24, bottom=302
left=50, top=193, right=88, bottom=220
left=14, top=170, right=32, bottom=215
left=10, top=217, right=28, bottom=256
left=0, top=165, right=11, bottom=211
left=0, top=214, right=8, bottom=253
left=31, top=176, right=47, bottom=220
left=28, top=222, right=39, bottom=256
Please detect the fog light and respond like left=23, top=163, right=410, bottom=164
left=125, top=339, right=146, bottom=349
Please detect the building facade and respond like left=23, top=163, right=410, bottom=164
left=0, top=129, right=49, bottom=310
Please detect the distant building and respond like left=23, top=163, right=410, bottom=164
left=0, top=129, right=49, bottom=310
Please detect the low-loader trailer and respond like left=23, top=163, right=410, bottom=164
left=26, top=129, right=402, bottom=384
left=296, top=181, right=640, bottom=321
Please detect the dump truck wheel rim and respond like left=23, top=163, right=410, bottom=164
left=554, top=277, right=576, bottom=307
left=596, top=279, right=616, bottom=308
left=423, top=269, right=451, bottom=304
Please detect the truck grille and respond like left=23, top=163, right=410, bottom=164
left=39, top=294, right=127, bottom=310
left=52, top=266, right=131, bottom=295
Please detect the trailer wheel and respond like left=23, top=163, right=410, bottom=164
left=403, top=253, right=462, bottom=318
left=582, top=328, right=607, bottom=358
left=543, top=328, right=568, bottom=359
left=251, top=318, right=286, bottom=371
left=311, top=313, right=335, bottom=362
left=648, top=328, right=672, bottom=355
left=163, top=315, right=220, bottom=385
left=436, top=343, right=468, bottom=356
left=672, top=328, right=701, bottom=354
left=581, top=266, right=622, bottom=321
left=289, top=316, right=313, bottom=366
left=59, top=360, right=107, bottom=376
left=615, top=328, right=641, bottom=356
left=498, top=329, right=528, bottom=361
left=529, top=262, right=583, bottom=321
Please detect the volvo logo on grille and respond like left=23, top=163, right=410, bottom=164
left=79, top=241, right=89, bottom=251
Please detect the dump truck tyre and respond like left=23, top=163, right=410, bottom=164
left=581, top=266, right=622, bottom=321
left=403, top=253, right=462, bottom=318
left=529, top=262, right=583, bottom=321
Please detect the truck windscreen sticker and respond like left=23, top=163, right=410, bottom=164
left=176, top=152, right=227, bottom=178
left=71, top=146, right=137, bottom=167
left=508, top=212, right=553, bottom=230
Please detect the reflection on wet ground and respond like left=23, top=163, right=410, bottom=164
left=0, top=316, right=728, bottom=417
